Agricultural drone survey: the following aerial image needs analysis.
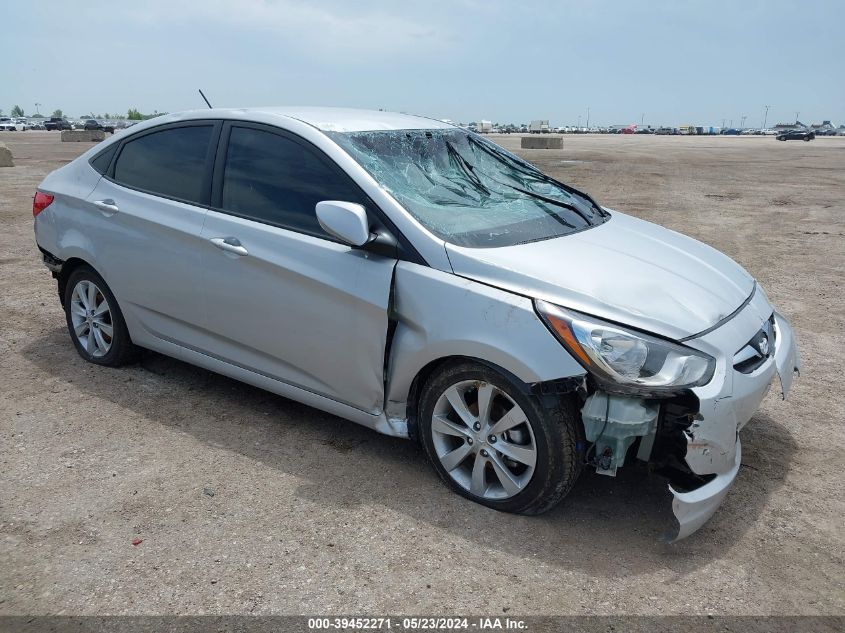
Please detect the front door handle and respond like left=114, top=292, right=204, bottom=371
left=93, top=199, right=119, bottom=215
left=210, top=237, right=249, bottom=256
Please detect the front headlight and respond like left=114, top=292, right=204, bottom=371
left=536, top=300, right=715, bottom=393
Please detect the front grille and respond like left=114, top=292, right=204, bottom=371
left=733, top=314, right=776, bottom=374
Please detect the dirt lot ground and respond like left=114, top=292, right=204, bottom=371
left=1, top=131, right=842, bottom=615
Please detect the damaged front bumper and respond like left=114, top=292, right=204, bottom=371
left=670, top=305, right=801, bottom=540
left=578, top=288, right=801, bottom=540
left=671, top=438, right=742, bottom=539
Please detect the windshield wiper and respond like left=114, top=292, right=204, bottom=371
left=445, top=140, right=490, bottom=196
left=446, top=141, right=580, bottom=230
left=501, top=183, right=585, bottom=226
left=465, top=134, right=609, bottom=219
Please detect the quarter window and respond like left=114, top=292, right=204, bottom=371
left=221, top=126, right=364, bottom=237
left=90, top=143, right=117, bottom=175
left=113, top=125, right=213, bottom=204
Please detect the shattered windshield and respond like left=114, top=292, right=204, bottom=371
left=328, top=129, right=608, bottom=248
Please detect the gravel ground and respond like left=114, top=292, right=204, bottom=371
left=0, top=131, right=842, bottom=615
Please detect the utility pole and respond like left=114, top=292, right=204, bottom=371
left=640, top=113, right=645, bottom=126
left=586, top=106, right=590, bottom=129
left=795, top=111, right=800, bottom=123
left=762, top=105, right=770, bottom=129
left=35, top=102, right=41, bottom=115
left=722, top=118, right=726, bottom=128
left=740, top=115, right=747, bottom=129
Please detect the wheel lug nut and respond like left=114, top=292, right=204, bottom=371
left=488, top=435, right=497, bottom=443
left=480, top=449, right=488, bottom=457
left=467, top=438, right=473, bottom=445
left=473, top=422, right=481, bottom=431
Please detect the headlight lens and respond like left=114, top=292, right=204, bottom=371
left=536, top=300, right=715, bottom=392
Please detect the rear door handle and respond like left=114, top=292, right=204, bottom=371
left=93, top=199, right=119, bottom=215
left=210, top=237, right=249, bottom=256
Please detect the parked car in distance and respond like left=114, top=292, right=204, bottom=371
left=32, top=107, right=801, bottom=540
left=84, top=119, right=104, bottom=131
left=0, top=117, right=24, bottom=131
left=44, top=117, right=73, bottom=131
left=777, top=129, right=815, bottom=141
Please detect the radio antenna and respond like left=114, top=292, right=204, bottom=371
left=198, top=89, right=213, bottom=109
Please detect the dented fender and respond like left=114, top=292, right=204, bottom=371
left=383, top=261, right=585, bottom=423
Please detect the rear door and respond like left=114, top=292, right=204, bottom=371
left=85, top=121, right=220, bottom=346
left=197, top=122, right=397, bottom=414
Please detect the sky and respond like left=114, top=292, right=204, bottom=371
left=1, top=0, right=843, bottom=127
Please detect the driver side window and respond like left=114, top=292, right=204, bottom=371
left=221, top=126, right=365, bottom=239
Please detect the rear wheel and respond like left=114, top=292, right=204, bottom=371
left=63, top=266, right=138, bottom=366
left=419, top=361, right=582, bottom=515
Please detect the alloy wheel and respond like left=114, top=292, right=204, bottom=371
left=430, top=380, right=537, bottom=500
left=69, top=279, right=113, bottom=358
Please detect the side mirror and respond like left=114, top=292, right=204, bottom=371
left=315, top=201, right=371, bottom=247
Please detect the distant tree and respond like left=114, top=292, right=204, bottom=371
left=11, top=105, right=24, bottom=117
left=127, top=107, right=167, bottom=121
left=52, top=109, right=63, bottom=118
left=31, top=113, right=45, bottom=118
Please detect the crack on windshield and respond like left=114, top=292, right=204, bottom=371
left=329, top=129, right=608, bottom=247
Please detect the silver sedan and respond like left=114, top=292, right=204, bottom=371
left=32, top=107, right=800, bottom=539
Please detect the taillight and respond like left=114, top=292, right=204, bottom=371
left=33, top=191, right=54, bottom=217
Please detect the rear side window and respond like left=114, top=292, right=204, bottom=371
left=221, top=126, right=364, bottom=237
left=90, top=144, right=117, bottom=175
left=113, top=125, right=213, bottom=204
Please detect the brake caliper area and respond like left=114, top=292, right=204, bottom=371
left=581, top=392, right=659, bottom=476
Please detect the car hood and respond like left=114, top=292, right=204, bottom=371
left=445, top=210, right=755, bottom=340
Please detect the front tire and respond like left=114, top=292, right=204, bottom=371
left=63, top=266, right=138, bottom=366
left=419, top=361, right=582, bottom=515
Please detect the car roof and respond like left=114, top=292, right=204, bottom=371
left=162, top=107, right=456, bottom=133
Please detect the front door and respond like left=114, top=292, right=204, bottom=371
left=197, top=123, right=396, bottom=414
